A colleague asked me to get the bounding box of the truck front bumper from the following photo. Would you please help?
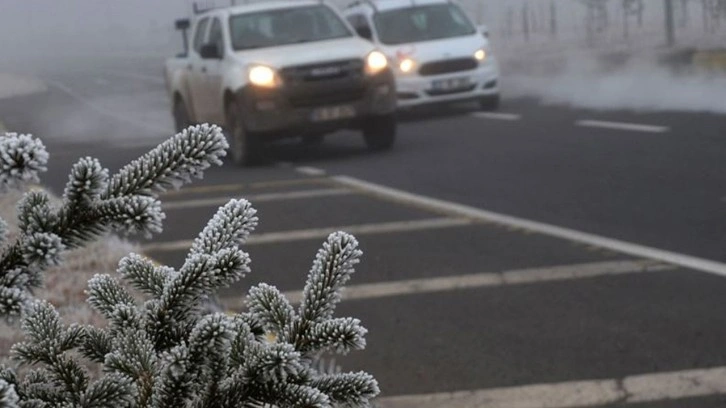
[235,70,396,137]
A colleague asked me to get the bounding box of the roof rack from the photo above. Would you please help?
[192,0,239,15]
[346,0,377,11]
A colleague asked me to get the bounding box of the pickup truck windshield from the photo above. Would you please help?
[230,5,352,50]
[373,4,476,45]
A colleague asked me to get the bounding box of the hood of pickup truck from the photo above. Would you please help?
[232,36,376,68]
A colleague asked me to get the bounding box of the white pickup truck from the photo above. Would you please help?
[164,0,397,165]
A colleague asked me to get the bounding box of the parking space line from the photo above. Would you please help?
[471,112,522,121]
[160,177,331,197]
[576,120,669,133]
[141,217,470,253]
[296,166,326,176]
[376,366,726,408]
[333,175,726,278]
[239,260,670,306]
[162,188,353,210]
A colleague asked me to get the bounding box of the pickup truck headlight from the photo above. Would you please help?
[248,65,280,88]
[365,50,388,75]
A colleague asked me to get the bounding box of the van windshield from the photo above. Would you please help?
[230,5,353,50]
[373,4,476,45]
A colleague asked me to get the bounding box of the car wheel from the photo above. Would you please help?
[302,134,325,147]
[173,97,192,133]
[225,101,263,166]
[479,94,501,111]
[363,114,396,151]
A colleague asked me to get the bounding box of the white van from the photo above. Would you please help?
[342,0,500,110]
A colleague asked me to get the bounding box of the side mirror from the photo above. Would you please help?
[355,26,373,41]
[200,43,222,59]
[478,24,489,38]
[175,18,190,30]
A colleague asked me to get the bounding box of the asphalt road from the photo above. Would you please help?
[1,56,726,407]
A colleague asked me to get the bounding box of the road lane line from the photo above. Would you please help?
[334,176,726,278]
[160,178,331,197]
[47,80,170,135]
[162,188,352,210]
[241,260,670,306]
[296,166,326,176]
[141,218,470,253]
[576,120,669,133]
[375,366,726,408]
[471,112,522,121]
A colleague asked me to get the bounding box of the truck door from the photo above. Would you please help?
[200,17,226,125]
[189,17,211,122]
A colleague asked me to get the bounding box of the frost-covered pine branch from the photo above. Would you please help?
[0,125,228,318]
[0,126,379,407]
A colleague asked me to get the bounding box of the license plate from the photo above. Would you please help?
[431,77,471,91]
[311,105,356,122]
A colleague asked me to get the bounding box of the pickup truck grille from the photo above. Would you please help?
[288,87,366,108]
[419,58,478,76]
[281,59,364,83]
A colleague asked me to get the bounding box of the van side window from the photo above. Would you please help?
[193,17,210,54]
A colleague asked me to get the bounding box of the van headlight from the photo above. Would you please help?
[399,57,416,73]
[248,65,281,88]
[474,49,487,62]
[365,50,388,75]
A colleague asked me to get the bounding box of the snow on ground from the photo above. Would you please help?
[0,72,47,100]
[0,187,139,360]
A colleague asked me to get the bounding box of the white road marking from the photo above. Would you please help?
[162,188,353,210]
[160,178,330,197]
[296,166,326,176]
[471,112,522,121]
[376,366,726,408]
[47,80,169,134]
[334,176,726,278]
[576,120,669,133]
[252,260,670,305]
[141,218,470,253]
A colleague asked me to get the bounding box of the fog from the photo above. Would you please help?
[502,48,726,113]
[0,0,190,72]
[1,0,725,115]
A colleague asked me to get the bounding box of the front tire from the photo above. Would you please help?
[363,114,396,151]
[225,101,263,166]
[173,97,191,133]
[479,94,501,111]
[302,134,325,147]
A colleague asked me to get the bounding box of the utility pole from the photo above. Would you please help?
[522,3,530,41]
[664,0,676,46]
[550,0,557,38]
